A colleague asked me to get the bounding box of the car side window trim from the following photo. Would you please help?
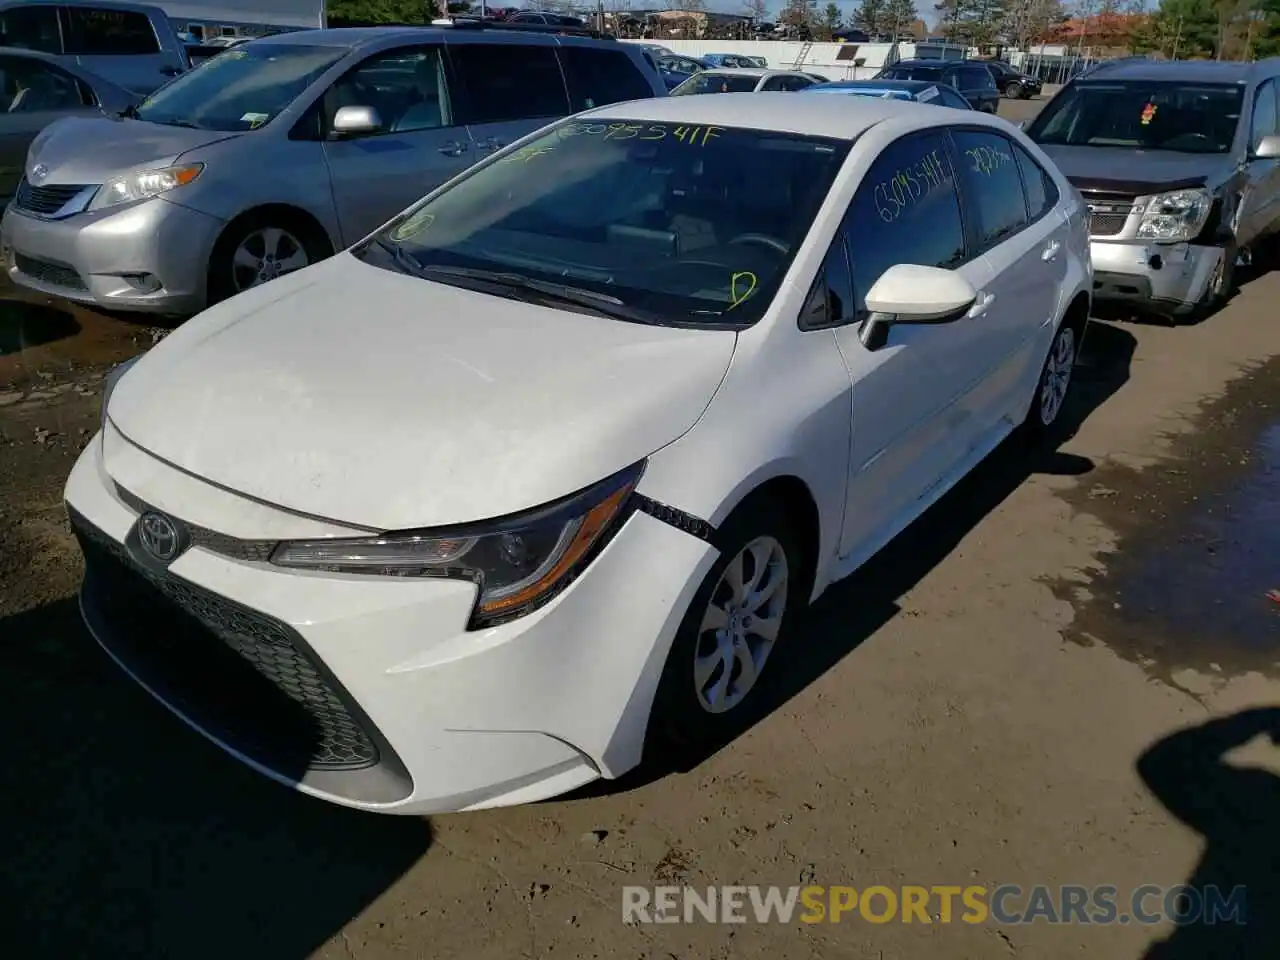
[1010,140,1059,226]
[798,232,856,331]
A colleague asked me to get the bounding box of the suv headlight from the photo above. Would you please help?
[88,163,203,212]
[270,461,645,629]
[1135,187,1213,242]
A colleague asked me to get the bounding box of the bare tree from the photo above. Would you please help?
[742,0,769,23]
[1004,0,1064,49]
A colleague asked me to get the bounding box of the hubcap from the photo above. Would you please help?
[693,536,789,714]
[1039,326,1075,426]
[231,227,309,291]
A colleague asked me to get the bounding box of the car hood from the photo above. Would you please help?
[28,116,240,185]
[1037,144,1238,195]
[107,254,738,531]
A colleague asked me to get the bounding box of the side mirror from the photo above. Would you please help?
[331,104,382,138]
[859,264,977,350]
[1253,133,1280,160]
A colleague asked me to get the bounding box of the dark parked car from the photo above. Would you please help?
[874,58,999,113]
[802,78,973,109]
[983,59,1042,99]
[654,53,706,91]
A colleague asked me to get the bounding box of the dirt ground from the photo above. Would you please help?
[2,97,1279,960]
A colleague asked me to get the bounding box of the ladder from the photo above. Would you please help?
[792,40,813,69]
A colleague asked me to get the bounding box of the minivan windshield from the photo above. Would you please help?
[135,43,345,131]
[1026,80,1244,154]
[671,73,758,95]
[353,118,851,327]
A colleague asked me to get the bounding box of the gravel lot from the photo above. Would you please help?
[1,95,1278,960]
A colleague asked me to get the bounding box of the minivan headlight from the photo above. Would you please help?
[88,163,203,212]
[1135,187,1213,242]
[270,462,645,629]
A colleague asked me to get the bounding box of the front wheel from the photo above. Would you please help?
[1023,321,1078,441]
[646,497,808,761]
[207,215,331,306]
[1004,81,1023,99]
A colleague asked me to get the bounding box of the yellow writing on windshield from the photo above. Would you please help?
[498,146,556,163]
[556,122,724,145]
[390,211,434,242]
[966,143,1014,177]
[873,149,949,224]
[728,271,758,310]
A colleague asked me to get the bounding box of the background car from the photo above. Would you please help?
[1,24,666,315]
[0,0,188,94]
[0,47,136,204]
[982,58,1042,99]
[654,52,706,91]
[875,58,1000,113]
[700,53,756,69]
[64,94,1091,817]
[802,78,973,110]
[504,10,586,27]
[670,68,820,95]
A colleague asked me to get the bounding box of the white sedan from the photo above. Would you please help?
[65,93,1091,815]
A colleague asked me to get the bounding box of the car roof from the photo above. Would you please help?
[890,59,958,67]
[584,90,985,139]
[699,68,800,78]
[1079,57,1276,83]
[256,24,621,51]
[819,79,936,92]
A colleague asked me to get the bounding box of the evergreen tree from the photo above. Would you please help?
[853,0,887,33]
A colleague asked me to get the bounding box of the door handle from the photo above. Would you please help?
[968,292,995,318]
[1041,240,1061,261]
[438,140,469,158]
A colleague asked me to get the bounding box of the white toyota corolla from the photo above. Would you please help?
[65,93,1091,815]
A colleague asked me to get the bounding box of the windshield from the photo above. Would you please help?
[880,66,943,82]
[135,43,346,131]
[353,118,851,327]
[1026,80,1244,154]
[807,86,911,100]
[671,73,758,95]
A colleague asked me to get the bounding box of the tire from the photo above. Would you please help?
[1022,320,1079,441]
[1182,245,1235,323]
[1004,81,1023,99]
[207,212,332,306]
[646,495,809,762]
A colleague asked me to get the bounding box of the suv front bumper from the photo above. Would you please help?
[1090,239,1226,316]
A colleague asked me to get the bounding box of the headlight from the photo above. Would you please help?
[1135,187,1213,242]
[101,355,141,428]
[270,461,645,629]
[88,163,203,212]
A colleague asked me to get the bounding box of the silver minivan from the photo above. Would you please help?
[0,0,187,94]
[1,25,665,314]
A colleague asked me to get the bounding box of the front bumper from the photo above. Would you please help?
[1090,239,1225,314]
[64,427,717,815]
[1,196,223,315]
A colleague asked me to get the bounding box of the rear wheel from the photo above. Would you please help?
[1022,321,1078,441]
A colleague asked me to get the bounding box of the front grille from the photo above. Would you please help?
[69,507,380,774]
[113,484,278,562]
[13,251,85,290]
[1088,211,1131,236]
[14,177,88,216]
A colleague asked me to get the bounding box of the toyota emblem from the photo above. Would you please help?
[137,511,182,562]
[29,163,47,184]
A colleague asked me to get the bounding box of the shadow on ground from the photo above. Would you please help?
[568,319,1138,798]
[0,599,431,959]
[1137,707,1280,959]
[0,298,79,356]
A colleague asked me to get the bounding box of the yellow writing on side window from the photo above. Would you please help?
[728,271,758,310]
[873,148,949,224]
[966,144,1014,177]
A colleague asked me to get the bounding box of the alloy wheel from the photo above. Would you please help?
[1039,325,1076,427]
[231,227,310,291]
[693,535,789,714]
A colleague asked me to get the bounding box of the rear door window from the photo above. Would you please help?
[959,65,994,91]
[0,6,62,54]
[951,128,1029,252]
[62,7,160,55]
[559,46,652,111]
[449,43,569,123]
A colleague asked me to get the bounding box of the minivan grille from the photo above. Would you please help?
[14,178,89,216]
[13,251,85,290]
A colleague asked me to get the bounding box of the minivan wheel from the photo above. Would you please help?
[646,497,808,762]
[208,214,331,305]
[1023,322,1078,440]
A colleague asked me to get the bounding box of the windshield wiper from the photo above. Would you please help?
[417,264,662,325]
[149,117,201,129]
[118,103,140,119]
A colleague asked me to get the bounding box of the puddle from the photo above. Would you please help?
[1054,356,1280,681]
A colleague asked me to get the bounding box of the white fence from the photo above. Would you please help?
[622,40,969,82]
